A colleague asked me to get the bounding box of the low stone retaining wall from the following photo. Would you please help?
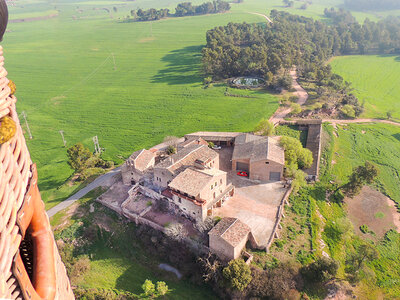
[265,186,293,251]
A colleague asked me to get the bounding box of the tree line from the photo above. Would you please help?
[127,0,230,22]
[344,0,400,11]
[202,10,400,117]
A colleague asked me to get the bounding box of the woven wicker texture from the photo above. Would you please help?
[0,45,74,299]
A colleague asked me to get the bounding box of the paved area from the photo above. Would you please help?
[214,172,287,248]
[46,167,121,217]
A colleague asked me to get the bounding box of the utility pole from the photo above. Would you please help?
[111,53,117,70]
[21,111,33,139]
[93,136,101,154]
[59,130,67,147]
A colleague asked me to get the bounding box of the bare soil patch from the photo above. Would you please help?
[345,186,400,238]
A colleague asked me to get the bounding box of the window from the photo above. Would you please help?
[178,198,182,203]
[220,179,222,184]
[211,185,213,190]
[265,161,270,165]
[215,181,217,186]
[213,192,216,199]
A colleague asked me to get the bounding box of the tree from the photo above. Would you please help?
[280,136,313,176]
[345,243,379,281]
[386,110,393,120]
[254,119,275,136]
[301,257,339,283]
[67,143,92,172]
[222,259,252,291]
[166,145,176,155]
[165,223,187,241]
[342,161,379,197]
[163,135,179,147]
[198,252,222,283]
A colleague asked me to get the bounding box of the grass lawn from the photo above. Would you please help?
[317,124,400,298]
[330,55,400,120]
[328,123,400,208]
[4,0,400,210]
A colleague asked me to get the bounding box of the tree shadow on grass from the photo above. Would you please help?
[152,45,204,85]
[393,133,400,142]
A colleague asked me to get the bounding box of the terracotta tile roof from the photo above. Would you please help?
[178,137,208,149]
[155,144,218,174]
[209,218,251,247]
[232,134,285,165]
[126,149,155,172]
[184,131,242,142]
[168,167,224,198]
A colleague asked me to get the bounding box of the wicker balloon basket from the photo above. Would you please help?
[0,45,74,299]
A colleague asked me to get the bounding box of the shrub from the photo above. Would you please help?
[290,103,302,115]
[222,259,252,291]
[341,104,356,118]
[360,224,369,234]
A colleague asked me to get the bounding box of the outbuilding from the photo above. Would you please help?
[208,217,254,261]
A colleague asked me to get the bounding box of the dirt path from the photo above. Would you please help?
[323,118,400,127]
[249,12,273,23]
[269,67,309,125]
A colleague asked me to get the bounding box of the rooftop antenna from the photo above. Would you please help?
[93,135,101,154]
[21,111,32,139]
[59,130,67,147]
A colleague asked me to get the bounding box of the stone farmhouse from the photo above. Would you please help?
[118,131,286,260]
[208,217,256,261]
[121,149,156,185]
[232,133,285,181]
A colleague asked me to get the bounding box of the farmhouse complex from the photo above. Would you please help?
[104,132,287,260]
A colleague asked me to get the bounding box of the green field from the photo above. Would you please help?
[330,123,400,207]
[52,190,218,299]
[4,0,400,209]
[331,55,400,120]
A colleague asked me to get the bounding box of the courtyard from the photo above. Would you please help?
[213,146,288,248]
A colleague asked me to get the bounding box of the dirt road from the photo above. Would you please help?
[323,118,400,127]
[269,68,308,125]
[249,12,273,23]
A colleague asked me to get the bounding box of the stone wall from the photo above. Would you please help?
[209,234,235,261]
[265,186,293,251]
